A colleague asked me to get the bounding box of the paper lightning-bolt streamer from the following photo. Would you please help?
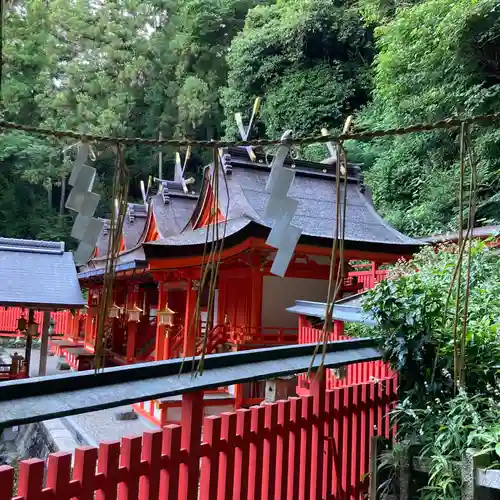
[66,142,103,264]
[263,130,302,277]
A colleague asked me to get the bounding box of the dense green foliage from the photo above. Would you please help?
[1,0,500,242]
[221,0,373,140]
[362,243,500,499]
[358,0,500,235]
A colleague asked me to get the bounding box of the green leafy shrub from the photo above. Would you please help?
[363,242,500,498]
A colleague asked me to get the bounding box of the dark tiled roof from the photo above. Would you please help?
[286,292,375,326]
[150,192,199,239]
[0,238,85,309]
[95,218,110,257]
[144,148,422,257]
[123,203,148,249]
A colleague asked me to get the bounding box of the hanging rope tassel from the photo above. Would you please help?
[308,139,349,377]
[94,143,128,372]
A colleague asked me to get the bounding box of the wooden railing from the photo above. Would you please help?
[348,269,388,292]
[0,375,397,500]
[226,326,299,347]
[299,319,395,392]
[0,308,75,335]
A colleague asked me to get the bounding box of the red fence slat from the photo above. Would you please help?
[299,395,313,500]
[140,431,162,500]
[310,374,326,500]
[233,409,251,499]
[287,397,302,500]
[96,441,120,500]
[247,405,265,500]
[46,452,72,498]
[119,436,142,500]
[160,425,182,500]
[217,412,236,500]
[199,416,222,500]
[0,466,14,500]
[275,400,290,500]
[17,459,44,500]
[178,392,203,500]
[262,403,278,500]
[73,446,98,500]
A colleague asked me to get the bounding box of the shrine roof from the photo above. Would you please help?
[95,218,110,256]
[143,148,423,258]
[287,292,375,326]
[0,237,85,309]
[150,192,198,239]
[123,203,148,249]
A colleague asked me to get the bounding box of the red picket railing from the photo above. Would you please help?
[298,318,395,393]
[227,325,299,347]
[348,270,388,292]
[0,308,74,335]
[0,376,397,500]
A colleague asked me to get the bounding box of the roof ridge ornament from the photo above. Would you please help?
[263,130,302,277]
[234,97,261,161]
[152,149,195,204]
[218,148,232,176]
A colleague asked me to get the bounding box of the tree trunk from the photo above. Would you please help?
[47,178,52,209]
[59,174,66,225]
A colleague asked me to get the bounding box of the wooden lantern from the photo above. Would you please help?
[127,305,143,323]
[108,304,122,319]
[158,306,176,326]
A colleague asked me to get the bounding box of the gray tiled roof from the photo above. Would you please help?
[144,148,423,255]
[0,238,85,309]
[95,218,110,257]
[286,293,375,326]
[150,193,198,239]
[123,203,148,249]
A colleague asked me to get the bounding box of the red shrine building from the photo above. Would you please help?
[70,146,421,425]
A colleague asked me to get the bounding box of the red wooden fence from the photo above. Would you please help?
[298,317,395,393]
[348,270,388,292]
[0,308,74,336]
[0,376,397,500]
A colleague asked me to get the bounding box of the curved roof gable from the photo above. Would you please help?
[144,147,423,258]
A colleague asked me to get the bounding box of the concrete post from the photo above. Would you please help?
[264,376,298,403]
[38,311,51,376]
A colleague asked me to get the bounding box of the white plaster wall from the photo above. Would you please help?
[261,276,330,328]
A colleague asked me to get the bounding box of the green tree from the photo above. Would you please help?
[358,0,500,236]
[222,0,373,142]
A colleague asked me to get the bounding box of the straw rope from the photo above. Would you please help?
[1,110,500,148]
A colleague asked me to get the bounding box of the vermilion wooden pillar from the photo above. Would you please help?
[250,255,263,335]
[126,286,138,361]
[309,370,326,500]
[183,278,198,357]
[72,311,81,341]
[155,282,167,361]
[84,288,94,347]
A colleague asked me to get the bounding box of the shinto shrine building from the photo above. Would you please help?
[72,146,421,424]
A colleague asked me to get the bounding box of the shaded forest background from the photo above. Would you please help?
[2,0,500,246]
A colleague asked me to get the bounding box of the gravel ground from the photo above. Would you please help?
[1,347,159,445]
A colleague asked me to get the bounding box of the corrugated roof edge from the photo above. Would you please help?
[287,297,376,326]
[0,237,64,255]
